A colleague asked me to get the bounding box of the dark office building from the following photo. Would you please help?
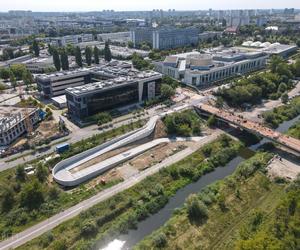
[66,71,162,120]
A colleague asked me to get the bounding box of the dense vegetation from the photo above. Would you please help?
[216,57,300,108]
[134,152,300,250]
[0,64,34,89]
[263,96,300,128]
[17,135,242,250]
[0,121,144,237]
[163,110,203,136]
[132,53,153,70]
[287,121,300,139]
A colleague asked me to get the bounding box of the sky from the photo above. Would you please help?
[1,0,300,12]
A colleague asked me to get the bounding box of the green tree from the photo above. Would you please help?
[269,55,285,73]
[104,41,112,62]
[60,49,69,71]
[278,82,287,93]
[75,46,83,67]
[47,44,54,55]
[15,165,26,182]
[161,84,175,100]
[48,186,60,200]
[80,221,97,237]
[215,96,224,108]
[207,114,217,127]
[66,44,75,56]
[20,181,44,210]
[281,93,289,104]
[32,40,40,57]
[22,70,33,89]
[0,68,11,80]
[186,194,208,223]
[52,48,61,71]
[93,46,100,64]
[1,188,15,212]
[35,164,48,182]
[128,41,134,48]
[153,233,167,248]
[85,46,92,66]
[10,64,27,79]
[9,71,17,89]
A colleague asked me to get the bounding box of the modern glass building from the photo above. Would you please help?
[65,71,162,120]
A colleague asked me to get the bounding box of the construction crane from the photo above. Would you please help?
[18,84,33,135]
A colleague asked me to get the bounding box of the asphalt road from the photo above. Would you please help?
[0,131,221,250]
[0,115,149,171]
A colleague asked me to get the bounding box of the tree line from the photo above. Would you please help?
[216,56,300,108]
[48,41,112,71]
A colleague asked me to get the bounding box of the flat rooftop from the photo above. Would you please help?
[66,71,161,96]
[36,60,133,81]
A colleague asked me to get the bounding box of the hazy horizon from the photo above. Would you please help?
[1,0,300,12]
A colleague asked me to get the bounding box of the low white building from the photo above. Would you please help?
[155,48,268,87]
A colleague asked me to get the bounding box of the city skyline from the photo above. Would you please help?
[1,0,300,12]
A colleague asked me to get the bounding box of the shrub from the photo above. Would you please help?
[80,221,97,237]
[153,232,168,248]
[186,194,208,223]
[20,181,44,210]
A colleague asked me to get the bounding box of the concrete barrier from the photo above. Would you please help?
[53,116,159,186]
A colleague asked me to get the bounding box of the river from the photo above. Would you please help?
[97,114,300,250]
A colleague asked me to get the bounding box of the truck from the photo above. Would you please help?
[56,143,70,154]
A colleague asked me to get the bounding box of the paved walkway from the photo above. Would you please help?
[0,131,222,250]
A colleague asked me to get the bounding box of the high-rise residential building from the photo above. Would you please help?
[130,27,199,50]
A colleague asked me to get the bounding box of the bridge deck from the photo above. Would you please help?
[196,104,300,154]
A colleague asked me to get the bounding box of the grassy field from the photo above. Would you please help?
[134,152,300,250]
[17,135,242,250]
[0,120,145,237]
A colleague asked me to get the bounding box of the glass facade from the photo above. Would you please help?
[86,83,139,116]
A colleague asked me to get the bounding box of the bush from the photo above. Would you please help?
[163,110,202,136]
[80,221,97,237]
[15,165,26,182]
[153,232,167,248]
[186,194,208,223]
[39,232,54,248]
[1,188,14,212]
[20,181,44,210]
[35,164,49,182]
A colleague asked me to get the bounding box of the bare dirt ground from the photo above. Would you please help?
[35,120,60,139]
[267,156,300,181]
[69,144,134,174]
[85,168,123,190]
[70,119,169,174]
[127,141,192,171]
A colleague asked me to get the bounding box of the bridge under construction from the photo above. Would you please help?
[195,104,300,155]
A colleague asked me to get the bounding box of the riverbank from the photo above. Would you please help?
[134,152,299,250]
[16,135,242,250]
